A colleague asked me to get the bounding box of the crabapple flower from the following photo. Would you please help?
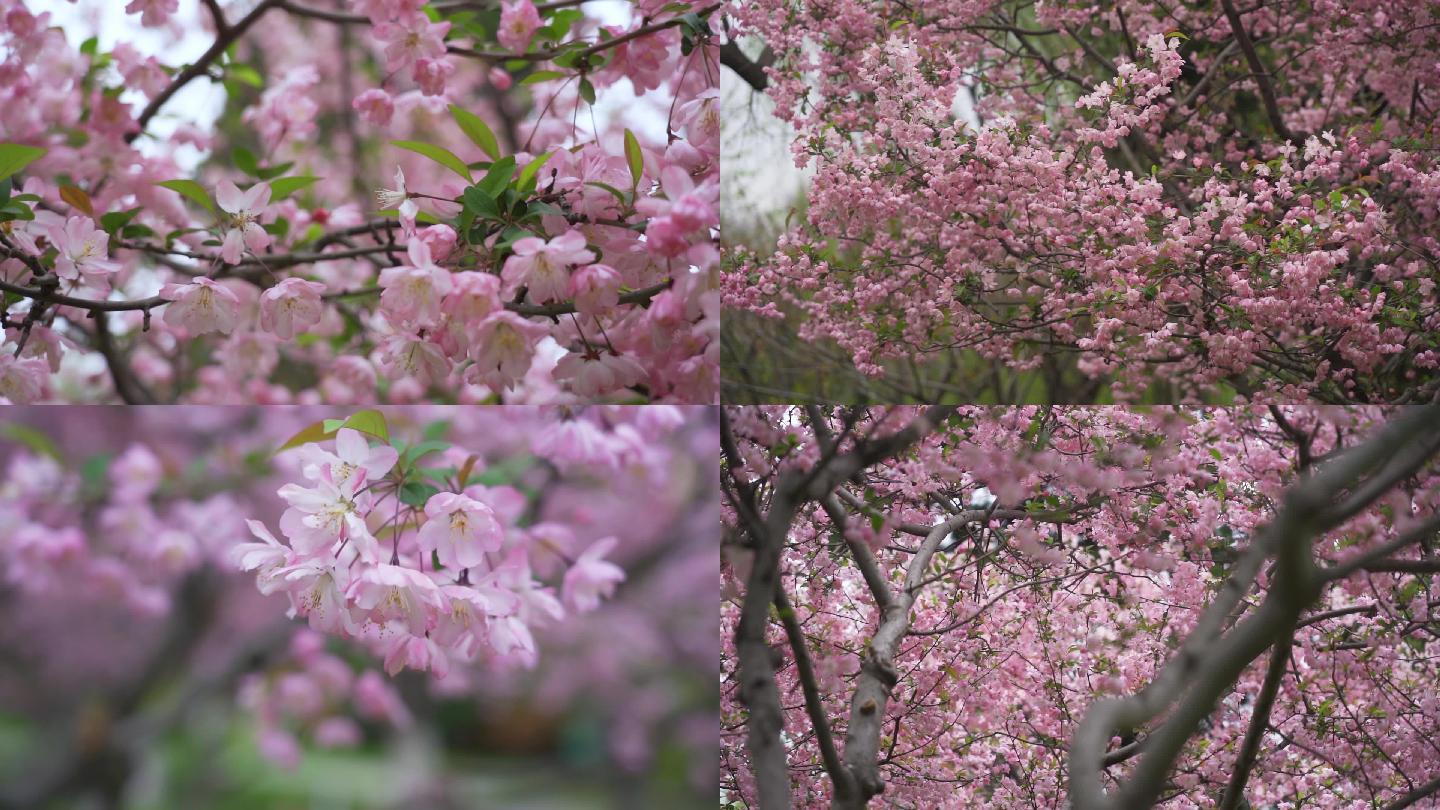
[416,492,504,569]
[160,277,242,335]
[567,263,622,316]
[278,474,375,557]
[352,88,395,126]
[553,351,647,397]
[49,216,119,284]
[412,56,455,97]
[383,633,449,678]
[297,428,399,490]
[377,331,450,386]
[562,537,624,612]
[231,519,293,594]
[501,229,595,304]
[260,278,327,339]
[347,564,442,635]
[375,167,419,231]
[125,0,177,26]
[375,14,450,71]
[465,311,548,392]
[497,0,541,53]
[214,180,272,264]
[379,239,452,324]
[0,352,48,404]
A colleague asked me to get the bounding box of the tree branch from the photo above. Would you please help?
[775,586,855,802]
[721,40,773,92]
[1217,632,1292,810]
[1069,405,1440,810]
[127,0,282,143]
[1219,0,1292,140]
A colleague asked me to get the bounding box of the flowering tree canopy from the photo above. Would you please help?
[722,0,1440,403]
[721,405,1440,808]
[0,0,719,404]
[0,406,717,806]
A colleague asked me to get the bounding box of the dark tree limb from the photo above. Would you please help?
[1219,0,1292,140]
[722,40,774,92]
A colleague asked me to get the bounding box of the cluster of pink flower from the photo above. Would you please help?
[0,441,246,614]
[721,405,1440,807]
[233,422,633,678]
[0,0,719,404]
[726,0,1440,401]
[239,630,413,769]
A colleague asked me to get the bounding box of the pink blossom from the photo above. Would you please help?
[553,350,647,397]
[124,0,177,27]
[416,492,504,569]
[352,88,395,126]
[348,564,442,635]
[375,14,450,71]
[49,216,119,284]
[215,180,272,264]
[497,0,541,53]
[501,229,595,303]
[379,238,453,324]
[412,56,455,97]
[382,633,449,678]
[377,331,450,385]
[295,428,399,491]
[464,311,548,392]
[260,278,327,339]
[562,537,624,612]
[277,474,375,557]
[567,263,622,315]
[160,277,242,335]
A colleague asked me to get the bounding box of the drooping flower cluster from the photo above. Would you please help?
[233,421,632,677]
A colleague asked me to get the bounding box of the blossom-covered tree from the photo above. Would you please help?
[0,406,718,806]
[0,0,719,404]
[723,0,1440,403]
[721,405,1440,807]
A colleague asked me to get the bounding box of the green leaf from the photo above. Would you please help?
[342,410,390,442]
[476,155,516,198]
[390,140,472,182]
[255,161,295,181]
[462,186,500,218]
[275,410,389,453]
[100,207,142,235]
[277,420,333,452]
[521,70,566,85]
[234,146,259,176]
[515,151,553,192]
[80,453,113,498]
[398,481,441,507]
[449,104,501,161]
[157,179,215,213]
[403,440,450,465]
[268,175,320,200]
[227,63,264,88]
[623,129,644,191]
[0,423,62,461]
[586,180,629,204]
[578,77,596,105]
[0,143,47,180]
